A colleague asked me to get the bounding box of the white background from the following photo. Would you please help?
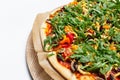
[0,0,72,80]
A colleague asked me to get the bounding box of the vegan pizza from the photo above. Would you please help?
[40,0,120,80]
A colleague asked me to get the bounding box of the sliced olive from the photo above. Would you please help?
[57,54,64,61]
[110,74,114,80]
[71,60,78,72]
[109,74,115,80]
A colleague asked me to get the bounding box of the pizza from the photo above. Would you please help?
[40,0,120,80]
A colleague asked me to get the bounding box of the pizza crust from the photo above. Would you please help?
[40,23,47,51]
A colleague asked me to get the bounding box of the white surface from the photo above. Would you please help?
[0,0,72,80]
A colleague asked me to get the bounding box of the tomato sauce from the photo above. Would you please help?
[59,61,71,69]
[75,72,81,79]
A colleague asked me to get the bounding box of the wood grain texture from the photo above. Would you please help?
[26,33,52,80]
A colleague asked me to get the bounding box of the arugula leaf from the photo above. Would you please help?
[44,36,52,50]
[70,54,83,59]
[87,62,106,71]
[74,47,84,54]
[110,0,120,9]
[86,39,96,45]
[103,55,114,63]
[97,40,105,51]
[79,56,90,63]
[112,34,120,42]
[109,28,115,36]
[100,64,112,75]
[116,44,120,51]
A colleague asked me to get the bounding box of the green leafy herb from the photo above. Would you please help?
[109,28,115,36]
[87,62,106,71]
[116,44,120,51]
[47,52,54,57]
[100,64,112,75]
[112,34,120,42]
[44,36,52,50]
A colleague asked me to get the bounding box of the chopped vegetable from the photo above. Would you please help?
[103,24,110,29]
[45,23,52,36]
[66,33,74,43]
[59,35,70,45]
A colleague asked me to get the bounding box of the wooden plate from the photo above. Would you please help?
[26,32,52,80]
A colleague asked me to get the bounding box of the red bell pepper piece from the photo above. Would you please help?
[66,32,74,43]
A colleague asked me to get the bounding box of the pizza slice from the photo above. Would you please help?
[40,0,120,80]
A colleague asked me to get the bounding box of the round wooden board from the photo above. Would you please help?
[26,32,52,80]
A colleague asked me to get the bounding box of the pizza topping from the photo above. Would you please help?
[64,26,74,33]
[75,72,81,79]
[59,33,75,48]
[62,48,72,59]
[44,0,120,79]
[110,42,116,51]
[45,23,52,36]
[71,60,78,72]
[53,45,62,51]
[87,29,94,35]
[77,65,91,75]
[103,24,111,29]
[71,44,78,50]
[107,74,115,80]
[60,35,71,45]
[59,61,71,69]
[57,53,64,62]
[66,33,74,43]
